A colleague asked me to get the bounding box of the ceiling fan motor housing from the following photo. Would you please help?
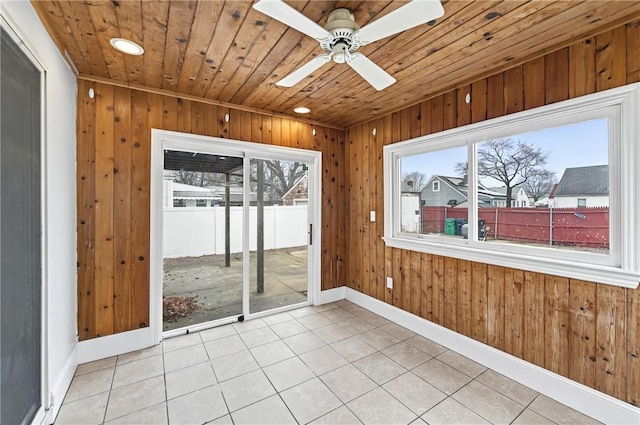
[320,8,362,62]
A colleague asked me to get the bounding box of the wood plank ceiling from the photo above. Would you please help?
[33,0,640,128]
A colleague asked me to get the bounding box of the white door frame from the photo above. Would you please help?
[150,129,322,342]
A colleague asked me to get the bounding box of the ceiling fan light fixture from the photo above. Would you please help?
[294,106,311,114]
[110,38,144,56]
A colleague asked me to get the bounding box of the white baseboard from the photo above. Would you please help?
[77,327,157,364]
[344,287,640,425]
[314,287,346,305]
[46,343,78,424]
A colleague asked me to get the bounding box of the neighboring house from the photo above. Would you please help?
[550,165,609,208]
[401,180,421,232]
[420,175,511,208]
[282,173,308,206]
[488,186,531,208]
[163,179,221,207]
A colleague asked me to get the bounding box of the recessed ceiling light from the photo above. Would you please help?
[110,38,144,56]
[294,106,311,114]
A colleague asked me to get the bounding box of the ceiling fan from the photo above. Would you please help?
[253,0,445,91]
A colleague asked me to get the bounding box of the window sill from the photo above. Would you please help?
[382,235,639,289]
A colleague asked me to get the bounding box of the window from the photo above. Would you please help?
[196,199,207,207]
[384,84,640,288]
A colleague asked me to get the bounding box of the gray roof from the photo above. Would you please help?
[554,165,608,196]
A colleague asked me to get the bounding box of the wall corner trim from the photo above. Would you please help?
[46,343,78,424]
[344,288,640,425]
[315,287,346,305]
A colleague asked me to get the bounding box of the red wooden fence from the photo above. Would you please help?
[421,206,609,248]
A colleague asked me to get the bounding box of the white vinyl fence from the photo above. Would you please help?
[163,205,308,258]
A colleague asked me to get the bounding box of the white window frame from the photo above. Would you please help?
[383,84,640,289]
[432,181,440,192]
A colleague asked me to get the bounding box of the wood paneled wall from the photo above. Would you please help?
[76,79,346,340]
[345,22,640,407]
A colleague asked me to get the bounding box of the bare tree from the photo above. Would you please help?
[402,171,428,191]
[522,169,556,202]
[171,170,226,187]
[251,160,306,200]
[478,138,548,207]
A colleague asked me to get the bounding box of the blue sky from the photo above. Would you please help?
[401,118,608,187]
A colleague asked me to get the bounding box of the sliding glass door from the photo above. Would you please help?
[154,132,320,336]
[248,158,310,314]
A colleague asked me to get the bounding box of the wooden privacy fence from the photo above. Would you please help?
[421,206,609,248]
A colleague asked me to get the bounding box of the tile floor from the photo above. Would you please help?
[55,300,601,425]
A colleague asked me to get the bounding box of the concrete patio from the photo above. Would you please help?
[163,247,308,331]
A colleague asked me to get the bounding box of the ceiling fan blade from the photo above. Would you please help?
[355,0,445,45]
[276,54,332,87]
[347,53,396,91]
[253,0,332,41]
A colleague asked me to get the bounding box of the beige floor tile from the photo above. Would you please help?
[310,406,363,425]
[297,313,333,330]
[55,392,108,425]
[405,335,447,357]
[340,304,370,316]
[452,380,525,424]
[356,328,401,350]
[211,349,259,382]
[75,357,117,376]
[238,326,280,348]
[167,385,228,425]
[512,408,556,424]
[232,318,267,333]
[104,376,166,422]
[198,324,237,342]
[262,311,294,325]
[209,414,234,424]
[111,355,164,389]
[382,342,431,369]
[281,378,342,424]
[313,323,354,344]
[529,395,602,425]
[338,317,376,335]
[263,356,316,391]
[300,345,349,375]
[163,343,208,373]
[165,362,216,400]
[412,359,472,395]
[348,387,417,425]
[250,339,295,367]
[204,334,247,359]
[476,370,538,406]
[270,319,308,338]
[359,312,392,327]
[353,352,407,385]
[116,344,162,365]
[104,402,167,425]
[383,372,447,416]
[219,370,276,412]
[330,336,377,362]
[63,368,114,403]
[162,333,202,353]
[288,306,317,318]
[322,307,357,322]
[379,323,416,341]
[321,364,377,403]
[421,397,491,424]
[283,330,326,354]
[436,350,487,378]
[231,394,297,425]
[311,303,340,313]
